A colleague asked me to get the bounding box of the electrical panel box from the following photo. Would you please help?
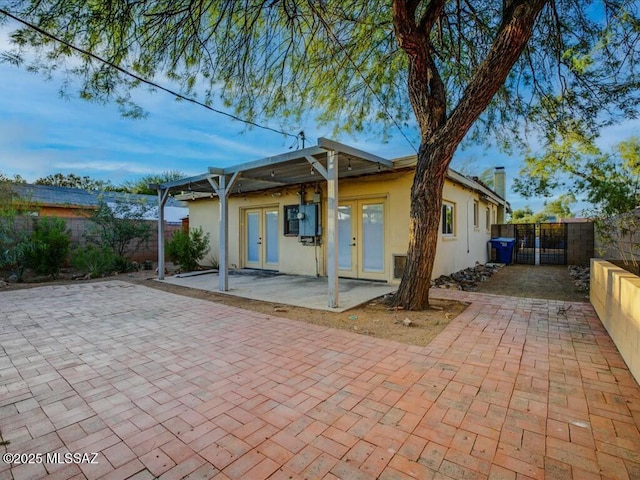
[298,203,320,237]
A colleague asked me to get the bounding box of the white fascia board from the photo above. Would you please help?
[318,138,393,168]
[159,172,216,190]
[221,146,326,174]
[446,169,506,205]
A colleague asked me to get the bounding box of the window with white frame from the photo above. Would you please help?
[442,201,455,236]
[486,207,491,230]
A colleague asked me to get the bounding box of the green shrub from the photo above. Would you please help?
[0,234,37,282]
[204,254,219,269]
[71,245,118,278]
[112,254,130,273]
[166,227,210,272]
[88,198,152,260]
[29,217,71,278]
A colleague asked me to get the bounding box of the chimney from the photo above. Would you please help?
[494,167,506,224]
[493,167,506,200]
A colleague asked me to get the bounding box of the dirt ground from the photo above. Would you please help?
[0,263,588,347]
[138,277,465,347]
[473,264,590,302]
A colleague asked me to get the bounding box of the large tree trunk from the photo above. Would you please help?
[391,0,547,310]
[392,140,453,308]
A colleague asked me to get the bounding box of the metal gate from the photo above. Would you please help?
[514,223,568,265]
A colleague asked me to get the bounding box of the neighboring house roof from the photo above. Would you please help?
[11,184,188,223]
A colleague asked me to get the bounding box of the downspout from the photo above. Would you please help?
[467,193,473,254]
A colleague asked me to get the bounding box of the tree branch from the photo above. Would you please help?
[441,0,548,146]
[418,0,445,34]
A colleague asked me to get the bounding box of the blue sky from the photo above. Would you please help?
[1,26,637,215]
[0,56,419,180]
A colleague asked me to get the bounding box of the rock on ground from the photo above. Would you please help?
[432,263,504,291]
[568,265,590,291]
[434,263,591,293]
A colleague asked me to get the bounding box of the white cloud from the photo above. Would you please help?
[201,132,279,159]
[54,160,152,174]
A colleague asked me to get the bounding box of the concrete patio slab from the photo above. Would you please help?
[159,270,396,312]
[1,281,639,480]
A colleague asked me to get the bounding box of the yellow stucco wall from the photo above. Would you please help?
[437,180,498,277]
[189,191,319,275]
[188,198,220,266]
[187,171,499,283]
[590,259,640,384]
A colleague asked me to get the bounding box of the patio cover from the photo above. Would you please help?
[151,138,393,309]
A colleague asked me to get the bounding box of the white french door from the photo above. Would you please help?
[245,208,279,270]
[338,199,386,281]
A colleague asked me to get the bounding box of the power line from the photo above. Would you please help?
[307,3,418,153]
[0,8,299,140]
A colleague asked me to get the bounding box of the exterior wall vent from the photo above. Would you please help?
[393,254,407,279]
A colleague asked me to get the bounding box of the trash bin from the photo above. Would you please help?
[490,237,516,264]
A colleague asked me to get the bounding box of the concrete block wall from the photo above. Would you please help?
[67,218,181,262]
[590,259,640,384]
[491,222,594,265]
[13,216,180,263]
[491,224,515,238]
[594,215,640,264]
[567,222,595,265]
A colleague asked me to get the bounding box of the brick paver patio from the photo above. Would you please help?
[1,281,639,479]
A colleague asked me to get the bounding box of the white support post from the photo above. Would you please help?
[218,176,230,292]
[157,188,170,280]
[326,150,339,308]
[208,173,239,292]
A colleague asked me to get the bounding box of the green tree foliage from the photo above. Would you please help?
[86,197,153,263]
[510,206,542,224]
[1,181,71,280]
[35,172,120,191]
[0,177,32,281]
[516,135,640,269]
[0,178,17,218]
[2,1,638,308]
[596,210,640,274]
[28,217,71,278]
[0,175,30,224]
[70,244,119,278]
[122,170,186,195]
[510,194,575,224]
[543,194,576,219]
[0,232,36,282]
[0,172,27,184]
[166,227,210,272]
[515,136,640,216]
[455,159,496,189]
